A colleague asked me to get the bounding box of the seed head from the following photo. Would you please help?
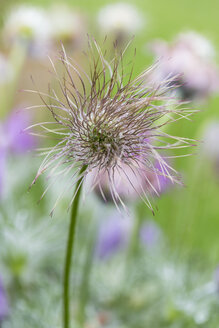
[28,39,196,214]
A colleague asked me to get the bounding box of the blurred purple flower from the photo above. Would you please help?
[4,110,36,153]
[0,277,9,321]
[154,160,171,193]
[140,220,161,248]
[95,211,130,259]
[0,109,36,195]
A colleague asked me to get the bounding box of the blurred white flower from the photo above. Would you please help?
[97,3,144,36]
[148,31,219,101]
[49,5,86,46]
[3,5,51,57]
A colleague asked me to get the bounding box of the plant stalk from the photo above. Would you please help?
[63,165,87,328]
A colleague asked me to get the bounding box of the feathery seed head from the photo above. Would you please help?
[29,39,196,213]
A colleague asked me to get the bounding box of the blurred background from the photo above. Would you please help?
[1,0,219,327]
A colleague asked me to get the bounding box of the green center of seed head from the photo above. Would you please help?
[88,124,121,159]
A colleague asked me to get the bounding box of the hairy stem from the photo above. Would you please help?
[63,166,87,328]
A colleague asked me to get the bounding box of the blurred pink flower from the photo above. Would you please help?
[148,31,219,101]
[91,158,171,204]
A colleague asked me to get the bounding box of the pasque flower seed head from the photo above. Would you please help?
[28,39,196,213]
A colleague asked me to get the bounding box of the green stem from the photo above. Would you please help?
[63,166,87,328]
